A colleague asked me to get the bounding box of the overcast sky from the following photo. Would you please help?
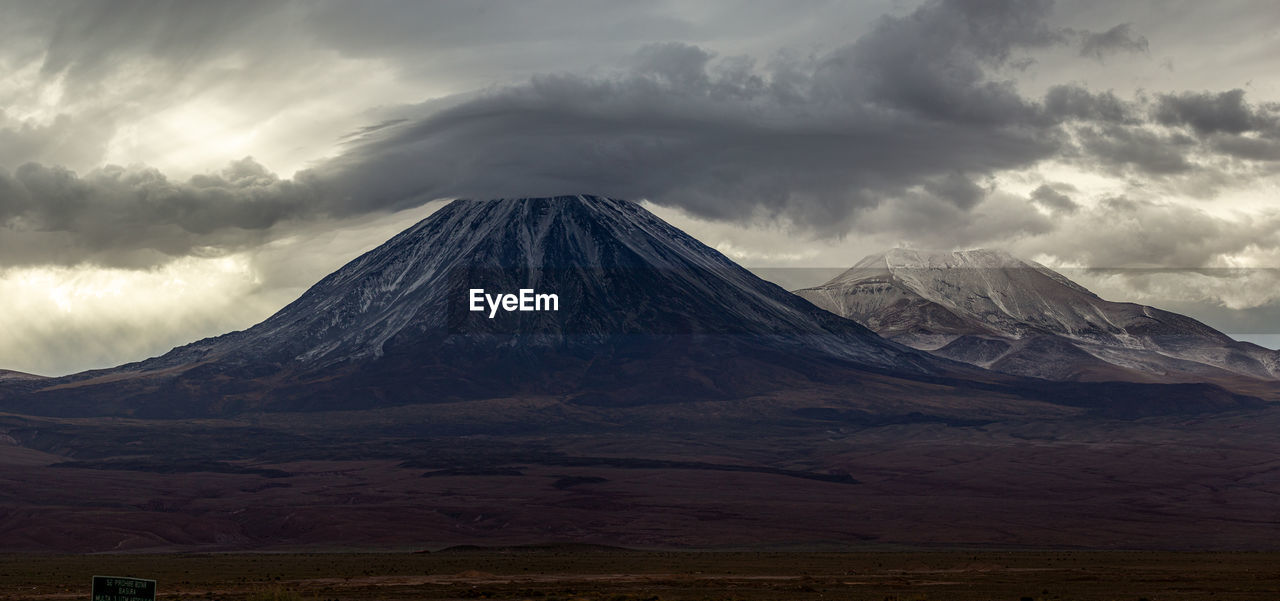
[3,0,1280,375]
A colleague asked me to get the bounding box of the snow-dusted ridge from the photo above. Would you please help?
[797,248,1280,383]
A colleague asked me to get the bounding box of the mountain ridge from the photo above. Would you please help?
[1,209,1263,419]
[796,247,1280,388]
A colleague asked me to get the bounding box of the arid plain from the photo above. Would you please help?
[3,549,1280,601]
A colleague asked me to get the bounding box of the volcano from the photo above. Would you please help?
[7,196,958,417]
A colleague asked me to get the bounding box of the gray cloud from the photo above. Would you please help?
[0,0,1277,275]
[1213,134,1280,162]
[28,1,288,96]
[1079,23,1148,60]
[4,0,1280,375]
[1030,184,1078,213]
[1043,84,1134,123]
[0,110,116,170]
[314,0,1078,235]
[1016,196,1280,269]
[860,188,1055,250]
[924,173,988,210]
[299,1,892,92]
[823,0,1065,126]
[303,0,698,79]
[0,158,320,267]
[1154,89,1279,135]
[302,0,1274,258]
[1075,124,1194,174]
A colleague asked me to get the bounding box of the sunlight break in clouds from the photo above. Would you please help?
[0,256,269,376]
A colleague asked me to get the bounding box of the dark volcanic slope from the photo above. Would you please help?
[208,195,931,370]
[7,196,954,417]
[796,248,1280,389]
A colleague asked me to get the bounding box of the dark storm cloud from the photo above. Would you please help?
[1043,85,1134,123]
[820,0,1063,126]
[298,1,868,90]
[631,42,716,88]
[1039,88,1280,182]
[924,173,988,210]
[857,187,1055,250]
[0,158,319,267]
[1212,135,1280,162]
[313,0,1075,232]
[1078,23,1148,60]
[307,0,1264,242]
[2,0,1278,271]
[1153,89,1279,135]
[1029,184,1078,213]
[1075,125,1194,174]
[1039,86,1280,182]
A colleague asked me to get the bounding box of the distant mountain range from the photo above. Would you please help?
[1,198,1262,421]
[795,248,1280,393]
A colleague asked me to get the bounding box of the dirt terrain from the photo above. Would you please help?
[2,399,1279,553]
[2,549,1279,600]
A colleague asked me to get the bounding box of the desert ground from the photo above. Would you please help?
[3,399,1280,553]
[2,549,1279,601]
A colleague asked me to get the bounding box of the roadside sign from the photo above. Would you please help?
[92,576,156,601]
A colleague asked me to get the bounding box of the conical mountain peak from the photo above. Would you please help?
[17,195,951,417]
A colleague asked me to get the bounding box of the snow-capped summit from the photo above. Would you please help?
[796,248,1280,385]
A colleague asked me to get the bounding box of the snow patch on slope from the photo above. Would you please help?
[797,248,1280,382]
